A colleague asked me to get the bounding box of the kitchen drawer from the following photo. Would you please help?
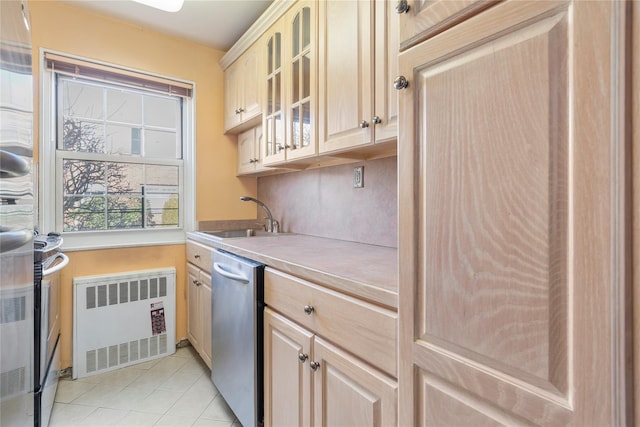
[186,240,212,273]
[264,268,397,377]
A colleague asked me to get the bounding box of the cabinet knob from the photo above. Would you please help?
[310,361,320,371]
[298,352,308,363]
[372,116,382,125]
[303,305,314,315]
[194,254,200,259]
[253,158,259,163]
[249,159,256,163]
[359,120,369,128]
[395,0,410,14]
[235,107,245,114]
[276,143,291,153]
[393,76,409,90]
[193,279,201,286]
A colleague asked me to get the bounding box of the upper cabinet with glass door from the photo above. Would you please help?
[285,1,316,162]
[224,44,262,134]
[262,20,286,165]
[263,1,317,166]
[318,0,398,156]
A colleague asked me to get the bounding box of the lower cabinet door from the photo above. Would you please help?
[264,308,312,427]
[312,337,397,427]
[186,265,201,351]
[199,271,212,369]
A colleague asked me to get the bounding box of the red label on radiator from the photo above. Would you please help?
[150,301,166,335]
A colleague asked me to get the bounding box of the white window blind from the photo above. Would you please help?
[44,52,193,98]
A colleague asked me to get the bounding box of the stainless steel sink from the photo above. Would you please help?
[200,229,285,239]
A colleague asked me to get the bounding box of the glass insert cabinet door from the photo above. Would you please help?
[263,1,316,166]
[264,26,284,161]
[290,5,311,151]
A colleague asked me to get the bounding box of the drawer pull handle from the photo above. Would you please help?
[194,254,201,259]
[310,361,320,371]
[303,305,314,315]
[298,352,308,363]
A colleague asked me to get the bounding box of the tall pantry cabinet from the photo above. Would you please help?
[397,0,634,425]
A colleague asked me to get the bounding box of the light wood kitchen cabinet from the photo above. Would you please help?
[264,267,397,376]
[398,1,633,425]
[262,19,286,165]
[263,1,318,166]
[237,125,267,176]
[186,241,212,369]
[264,308,397,427]
[224,46,262,133]
[263,308,312,427]
[318,0,398,155]
[396,0,498,50]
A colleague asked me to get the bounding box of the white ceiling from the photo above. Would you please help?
[62,0,273,51]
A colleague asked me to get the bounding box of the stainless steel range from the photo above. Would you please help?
[33,232,68,427]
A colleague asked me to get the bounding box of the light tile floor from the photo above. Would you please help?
[50,346,240,427]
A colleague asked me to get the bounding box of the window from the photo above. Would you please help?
[41,52,195,250]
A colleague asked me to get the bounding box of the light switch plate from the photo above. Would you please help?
[353,166,364,188]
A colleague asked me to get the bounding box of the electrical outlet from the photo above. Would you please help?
[353,166,364,188]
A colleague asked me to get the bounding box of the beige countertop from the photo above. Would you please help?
[187,231,398,310]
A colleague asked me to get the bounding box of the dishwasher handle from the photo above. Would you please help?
[213,262,249,283]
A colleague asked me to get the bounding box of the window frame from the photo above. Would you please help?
[39,49,196,251]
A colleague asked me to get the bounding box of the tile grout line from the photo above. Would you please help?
[50,346,239,427]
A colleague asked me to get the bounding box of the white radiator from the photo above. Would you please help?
[73,268,176,379]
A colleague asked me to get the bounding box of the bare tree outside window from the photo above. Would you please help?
[60,79,180,232]
[62,119,152,231]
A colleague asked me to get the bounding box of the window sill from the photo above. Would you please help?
[59,229,188,252]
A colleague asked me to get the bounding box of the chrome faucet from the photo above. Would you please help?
[240,196,279,233]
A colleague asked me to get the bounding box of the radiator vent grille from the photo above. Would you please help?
[0,367,26,399]
[0,287,33,400]
[0,295,27,324]
[73,268,175,379]
[83,277,168,310]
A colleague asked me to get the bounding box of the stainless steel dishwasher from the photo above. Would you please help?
[210,249,264,427]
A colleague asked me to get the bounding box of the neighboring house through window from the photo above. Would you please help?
[40,52,195,250]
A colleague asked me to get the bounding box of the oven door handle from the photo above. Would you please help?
[43,253,69,277]
[213,262,249,283]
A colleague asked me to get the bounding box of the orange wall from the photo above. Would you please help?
[29,0,257,368]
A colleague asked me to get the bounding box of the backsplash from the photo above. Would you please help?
[257,156,398,248]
